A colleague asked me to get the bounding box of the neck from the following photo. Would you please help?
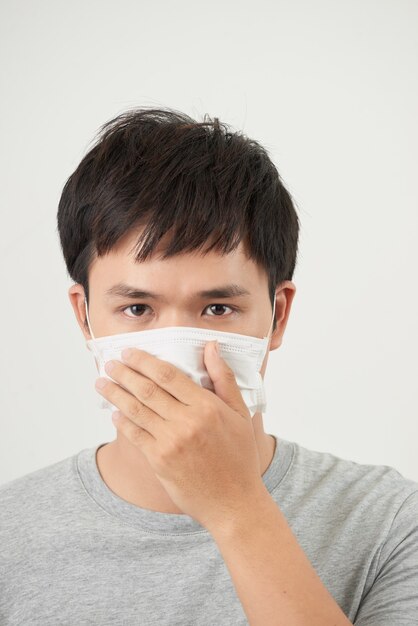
[96,414,277,515]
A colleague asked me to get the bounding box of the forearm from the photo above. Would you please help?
[209,488,353,626]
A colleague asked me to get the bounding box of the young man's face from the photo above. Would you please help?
[69,227,296,379]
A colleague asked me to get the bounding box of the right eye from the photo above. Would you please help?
[121,304,150,318]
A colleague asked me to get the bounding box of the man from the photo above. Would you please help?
[1,107,417,625]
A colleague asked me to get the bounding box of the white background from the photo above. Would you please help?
[1,0,417,485]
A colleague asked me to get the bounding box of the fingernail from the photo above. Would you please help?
[213,340,219,355]
[121,348,133,360]
[95,377,107,389]
[105,360,115,373]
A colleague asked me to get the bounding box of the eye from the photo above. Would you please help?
[204,304,235,317]
[120,303,236,319]
[122,304,150,318]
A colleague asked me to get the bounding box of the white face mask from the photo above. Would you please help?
[85,293,276,418]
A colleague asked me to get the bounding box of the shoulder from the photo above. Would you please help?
[0,452,81,537]
[282,439,418,526]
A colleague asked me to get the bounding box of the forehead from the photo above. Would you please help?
[89,226,268,291]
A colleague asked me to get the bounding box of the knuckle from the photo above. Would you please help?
[157,363,176,384]
[199,400,215,420]
[172,432,190,454]
[131,427,145,445]
[183,422,201,444]
[128,399,143,420]
[154,450,168,468]
[223,367,236,384]
[141,381,158,400]
[158,441,177,463]
[130,404,153,432]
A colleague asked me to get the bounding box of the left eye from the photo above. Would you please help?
[204,304,234,316]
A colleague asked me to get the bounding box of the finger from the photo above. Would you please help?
[203,341,250,418]
[120,348,203,405]
[111,411,156,455]
[96,378,163,437]
[104,359,182,421]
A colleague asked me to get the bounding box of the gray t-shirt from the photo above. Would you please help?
[1,435,417,625]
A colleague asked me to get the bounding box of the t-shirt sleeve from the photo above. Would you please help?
[353,489,418,626]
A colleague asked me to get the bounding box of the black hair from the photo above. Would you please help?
[57,106,300,332]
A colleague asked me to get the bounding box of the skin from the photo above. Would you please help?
[67,228,352,624]
[68,226,296,516]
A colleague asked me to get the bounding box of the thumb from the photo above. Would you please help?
[203,340,250,419]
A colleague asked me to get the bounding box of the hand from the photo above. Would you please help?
[95,341,268,532]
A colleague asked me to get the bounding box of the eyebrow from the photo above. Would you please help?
[105,282,251,301]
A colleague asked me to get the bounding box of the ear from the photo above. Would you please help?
[68,284,91,341]
[259,281,296,379]
[269,281,297,351]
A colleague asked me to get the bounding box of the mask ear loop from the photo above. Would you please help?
[84,296,96,340]
[254,293,276,414]
[84,297,101,368]
[264,292,277,339]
